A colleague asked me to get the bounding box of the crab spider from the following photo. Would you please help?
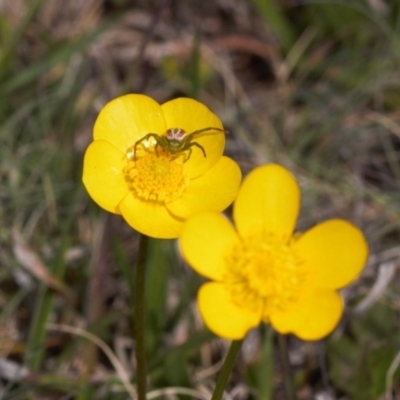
[132,127,228,163]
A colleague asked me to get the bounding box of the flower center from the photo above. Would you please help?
[123,151,188,204]
[224,233,307,320]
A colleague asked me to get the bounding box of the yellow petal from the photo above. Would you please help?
[82,140,128,214]
[198,282,261,340]
[94,94,167,154]
[119,193,184,239]
[270,288,343,340]
[167,156,241,219]
[234,164,300,239]
[294,219,368,289]
[180,213,239,281]
[161,98,225,179]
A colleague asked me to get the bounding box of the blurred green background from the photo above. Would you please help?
[0,0,399,399]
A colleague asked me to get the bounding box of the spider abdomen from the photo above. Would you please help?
[166,128,186,142]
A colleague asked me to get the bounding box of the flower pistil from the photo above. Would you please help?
[224,233,308,320]
[123,151,188,203]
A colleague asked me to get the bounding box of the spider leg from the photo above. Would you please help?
[134,133,160,160]
[184,147,192,163]
[190,127,229,137]
[187,142,206,159]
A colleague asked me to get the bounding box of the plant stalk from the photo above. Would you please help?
[135,234,149,400]
[211,340,243,400]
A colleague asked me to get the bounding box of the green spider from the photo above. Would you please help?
[130,127,227,162]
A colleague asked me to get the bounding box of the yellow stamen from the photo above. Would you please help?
[224,233,308,320]
[123,151,188,204]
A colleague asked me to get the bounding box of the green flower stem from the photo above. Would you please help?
[278,334,297,400]
[211,340,243,400]
[135,234,149,400]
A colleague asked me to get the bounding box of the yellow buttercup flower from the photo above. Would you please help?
[82,94,241,239]
[180,164,368,340]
